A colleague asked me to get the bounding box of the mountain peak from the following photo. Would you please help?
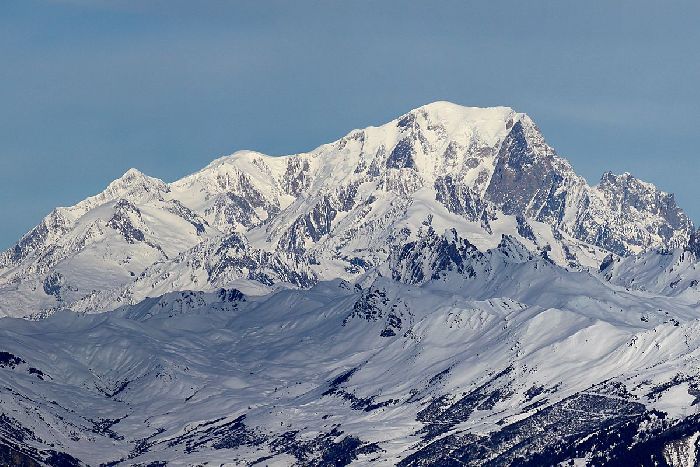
[203,150,270,170]
[413,100,515,114]
[599,171,662,193]
[122,167,145,179]
[105,167,166,192]
[405,101,519,126]
[71,167,170,215]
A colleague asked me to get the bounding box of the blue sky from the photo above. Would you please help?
[1,1,699,248]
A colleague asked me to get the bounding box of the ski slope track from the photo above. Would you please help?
[1,101,700,466]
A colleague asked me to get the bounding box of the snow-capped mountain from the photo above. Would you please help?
[2,101,700,466]
[0,101,693,317]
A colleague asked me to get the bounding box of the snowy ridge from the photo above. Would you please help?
[2,101,700,465]
[0,101,695,317]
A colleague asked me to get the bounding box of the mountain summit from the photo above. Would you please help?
[0,101,694,316]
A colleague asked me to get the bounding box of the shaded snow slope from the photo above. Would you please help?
[2,251,700,465]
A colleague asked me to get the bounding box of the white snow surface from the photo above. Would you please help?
[0,101,693,318]
[1,101,700,465]
[2,254,700,465]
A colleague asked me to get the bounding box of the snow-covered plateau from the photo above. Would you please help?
[2,101,700,466]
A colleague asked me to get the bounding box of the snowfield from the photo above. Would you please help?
[1,102,700,466]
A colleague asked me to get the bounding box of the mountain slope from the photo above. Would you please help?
[0,101,693,318]
[2,101,700,465]
[2,244,700,465]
